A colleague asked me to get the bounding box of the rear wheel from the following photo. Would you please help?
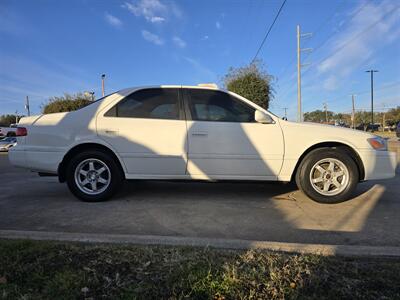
[295,147,359,204]
[66,150,123,202]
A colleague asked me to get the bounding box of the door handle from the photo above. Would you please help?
[192,131,208,136]
[105,130,118,135]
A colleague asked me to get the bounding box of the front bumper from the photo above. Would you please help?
[358,149,397,180]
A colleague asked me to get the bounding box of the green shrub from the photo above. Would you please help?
[223,60,274,109]
[42,93,93,114]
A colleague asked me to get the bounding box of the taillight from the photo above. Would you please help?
[16,127,27,136]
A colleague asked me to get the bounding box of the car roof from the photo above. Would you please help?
[118,85,223,95]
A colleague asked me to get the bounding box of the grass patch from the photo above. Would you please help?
[0,239,399,299]
[373,131,397,139]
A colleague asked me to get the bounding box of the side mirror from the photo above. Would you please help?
[255,110,274,124]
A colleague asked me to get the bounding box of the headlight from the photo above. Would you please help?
[367,137,387,151]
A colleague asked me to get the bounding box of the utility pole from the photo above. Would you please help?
[382,103,386,132]
[101,74,106,97]
[323,102,328,123]
[365,70,378,130]
[25,96,30,116]
[283,107,288,120]
[351,94,355,129]
[297,25,312,122]
[15,111,18,124]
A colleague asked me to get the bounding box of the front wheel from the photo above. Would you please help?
[295,148,359,204]
[66,150,123,202]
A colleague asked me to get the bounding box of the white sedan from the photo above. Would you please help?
[9,85,396,203]
[0,137,17,151]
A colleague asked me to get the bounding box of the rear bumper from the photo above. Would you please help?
[358,149,397,180]
[9,147,63,174]
[8,148,25,166]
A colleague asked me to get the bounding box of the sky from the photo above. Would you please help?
[0,0,399,120]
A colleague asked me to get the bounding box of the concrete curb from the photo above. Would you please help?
[1,229,400,257]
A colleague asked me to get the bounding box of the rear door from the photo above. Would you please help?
[97,87,188,176]
[184,88,284,179]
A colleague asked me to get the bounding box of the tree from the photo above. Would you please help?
[42,93,93,114]
[0,114,19,127]
[385,106,400,126]
[223,60,274,109]
[303,110,335,123]
[353,111,371,128]
[333,113,351,125]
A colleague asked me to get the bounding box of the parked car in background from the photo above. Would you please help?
[0,137,17,152]
[355,124,366,131]
[334,121,349,128]
[0,126,17,138]
[365,124,380,132]
[9,85,397,204]
[355,123,381,132]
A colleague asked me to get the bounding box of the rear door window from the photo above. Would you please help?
[105,88,181,120]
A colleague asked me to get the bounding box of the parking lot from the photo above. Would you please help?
[0,152,399,247]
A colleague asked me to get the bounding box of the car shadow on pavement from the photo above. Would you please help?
[108,173,400,248]
[116,179,298,201]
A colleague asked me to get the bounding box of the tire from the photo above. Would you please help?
[66,150,123,202]
[295,147,359,204]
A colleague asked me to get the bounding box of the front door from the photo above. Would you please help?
[184,88,284,179]
[97,87,188,176]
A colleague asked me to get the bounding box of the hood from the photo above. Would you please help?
[279,120,378,150]
[285,121,375,137]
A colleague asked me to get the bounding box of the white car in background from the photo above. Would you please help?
[9,85,396,203]
[0,137,17,151]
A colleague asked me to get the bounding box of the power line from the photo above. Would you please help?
[342,106,398,112]
[251,0,287,63]
[304,1,370,59]
[297,25,312,122]
[323,81,400,104]
[277,1,367,83]
[291,0,346,68]
[276,4,399,104]
[277,81,400,113]
[302,5,400,77]
[306,0,346,43]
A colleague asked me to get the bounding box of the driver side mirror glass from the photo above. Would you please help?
[255,110,274,124]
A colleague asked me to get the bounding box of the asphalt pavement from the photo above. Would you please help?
[0,152,399,248]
